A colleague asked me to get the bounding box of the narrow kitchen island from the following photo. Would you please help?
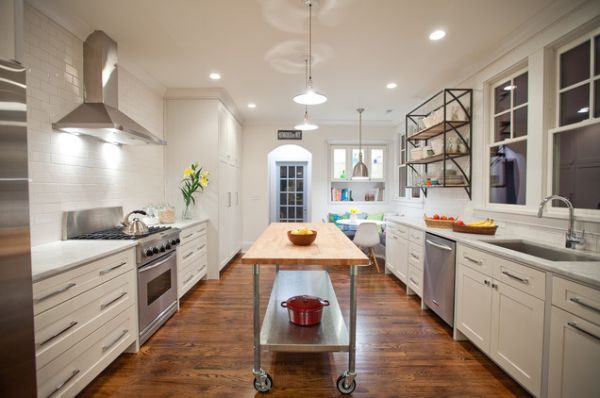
[242,223,369,394]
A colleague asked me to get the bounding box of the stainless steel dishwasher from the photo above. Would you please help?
[423,233,457,327]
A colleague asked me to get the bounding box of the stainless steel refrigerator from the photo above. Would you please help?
[0,58,37,396]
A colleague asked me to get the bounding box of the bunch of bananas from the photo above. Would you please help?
[466,218,496,227]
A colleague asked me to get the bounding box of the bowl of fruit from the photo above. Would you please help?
[424,214,456,229]
[287,227,317,246]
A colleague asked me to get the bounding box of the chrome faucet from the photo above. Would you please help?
[537,195,584,249]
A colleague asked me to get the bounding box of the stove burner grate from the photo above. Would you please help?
[72,226,172,240]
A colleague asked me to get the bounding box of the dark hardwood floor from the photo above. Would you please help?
[79,256,530,397]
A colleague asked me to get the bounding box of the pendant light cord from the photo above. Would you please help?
[308,1,313,86]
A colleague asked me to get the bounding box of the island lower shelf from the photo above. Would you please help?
[260,270,349,352]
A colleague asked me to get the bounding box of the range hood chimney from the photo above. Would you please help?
[52,31,166,145]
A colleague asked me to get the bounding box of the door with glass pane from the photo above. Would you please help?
[276,162,307,222]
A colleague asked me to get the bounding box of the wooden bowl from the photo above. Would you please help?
[287,230,317,246]
[424,217,455,229]
[452,223,498,235]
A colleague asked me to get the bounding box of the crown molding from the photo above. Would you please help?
[165,87,245,125]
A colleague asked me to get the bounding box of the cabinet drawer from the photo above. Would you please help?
[179,238,207,271]
[493,257,546,300]
[408,228,424,246]
[37,306,136,398]
[552,277,600,325]
[33,249,135,316]
[457,245,494,276]
[408,243,424,269]
[179,262,207,297]
[388,223,408,238]
[407,265,423,297]
[179,222,207,247]
[34,270,136,369]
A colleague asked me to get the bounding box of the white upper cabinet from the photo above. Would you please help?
[218,103,242,167]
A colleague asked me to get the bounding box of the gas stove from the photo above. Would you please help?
[63,207,181,266]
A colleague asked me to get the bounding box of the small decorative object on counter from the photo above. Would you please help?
[180,162,209,219]
[348,207,361,221]
[159,205,175,224]
[281,295,330,326]
[287,227,317,246]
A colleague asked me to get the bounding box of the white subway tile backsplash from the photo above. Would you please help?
[24,5,165,246]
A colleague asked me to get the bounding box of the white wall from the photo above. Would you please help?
[241,123,396,247]
[24,5,166,245]
[392,0,600,252]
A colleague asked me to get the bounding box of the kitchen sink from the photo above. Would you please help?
[485,240,600,262]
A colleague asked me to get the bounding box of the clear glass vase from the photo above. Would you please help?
[182,203,193,220]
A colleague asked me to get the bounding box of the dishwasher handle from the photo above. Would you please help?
[426,239,453,252]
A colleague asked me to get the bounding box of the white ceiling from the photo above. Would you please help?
[37,0,574,126]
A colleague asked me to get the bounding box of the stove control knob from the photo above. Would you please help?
[176,238,181,244]
[160,245,166,253]
[145,249,153,257]
[152,247,159,254]
[165,243,172,250]
[171,239,177,246]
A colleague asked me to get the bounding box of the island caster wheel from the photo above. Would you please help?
[253,374,273,393]
[336,375,356,395]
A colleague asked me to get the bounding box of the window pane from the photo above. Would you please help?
[296,179,303,192]
[595,35,600,76]
[295,193,303,206]
[595,80,600,118]
[370,149,384,179]
[280,166,287,178]
[489,141,527,205]
[351,149,366,170]
[296,167,303,178]
[494,112,511,142]
[288,194,295,205]
[288,180,295,192]
[280,179,287,192]
[553,123,600,210]
[280,207,287,220]
[333,148,346,179]
[399,166,407,198]
[280,193,287,205]
[295,207,303,220]
[560,40,590,88]
[513,106,527,138]
[559,84,589,126]
[494,81,511,114]
[513,72,528,106]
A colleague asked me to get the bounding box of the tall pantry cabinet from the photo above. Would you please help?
[165,94,242,279]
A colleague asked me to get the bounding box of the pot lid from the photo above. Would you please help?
[284,295,328,311]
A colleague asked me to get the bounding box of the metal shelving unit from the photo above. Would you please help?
[405,88,473,199]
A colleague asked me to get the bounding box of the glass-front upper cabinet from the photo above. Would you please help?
[330,144,386,182]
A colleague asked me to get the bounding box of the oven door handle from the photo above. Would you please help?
[138,252,175,274]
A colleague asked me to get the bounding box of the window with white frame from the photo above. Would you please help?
[549,29,600,210]
[488,67,528,205]
[397,132,420,199]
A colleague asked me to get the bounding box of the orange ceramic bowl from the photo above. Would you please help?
[287,230,318,246]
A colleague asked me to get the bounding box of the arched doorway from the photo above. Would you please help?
[267,145,312,223]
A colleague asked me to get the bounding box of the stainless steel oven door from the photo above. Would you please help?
[137,251,177,343]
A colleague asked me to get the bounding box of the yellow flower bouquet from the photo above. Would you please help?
[181,162,209,219]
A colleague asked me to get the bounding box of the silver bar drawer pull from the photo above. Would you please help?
[410,253,419,260]
[501,271,529,284]
[197,243,206,252]
[100,292,127,310]
[183,251,195,260]
[568,322,600,341]
[570,297,600,313]
[39,321,78,347]
[183,274,195,284]
[409,277,419,286]
[100,261,127,275]
[35,282,76,303]
[464,255,482,265]
[182,232,194,239]
[46,369,80,398]
[426,239,452,251]
[102,329,129,352]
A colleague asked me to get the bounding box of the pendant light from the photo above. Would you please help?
[352,108,369,179]
[295,59,319,131]
[293,0,327,105]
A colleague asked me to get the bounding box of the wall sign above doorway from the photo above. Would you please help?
[277,130,302,140]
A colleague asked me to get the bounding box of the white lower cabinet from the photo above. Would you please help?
[177,221,208,299]
[33,248,137,398]
[548,277,600,398]
[455,245,545,397]
[386,229,408,283]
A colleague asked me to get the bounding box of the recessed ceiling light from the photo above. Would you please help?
[209,72,221,80]
[429,30,446,41]
[503,85,516,91]
[386,82,397,89]
[577,107,589,113]
[247,103,256,109]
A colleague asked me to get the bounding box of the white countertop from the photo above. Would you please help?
[386,216,600,288]
[30,217,209,283]
[31,240,137,283]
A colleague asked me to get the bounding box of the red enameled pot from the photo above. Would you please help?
[281,295,330,326]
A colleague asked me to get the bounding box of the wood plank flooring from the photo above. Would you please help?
[79,256,531,397]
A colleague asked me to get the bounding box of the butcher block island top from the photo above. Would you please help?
[242,223,369,266]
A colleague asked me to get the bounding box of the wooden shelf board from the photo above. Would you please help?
[407,152,469,165]
[407,120,469,141]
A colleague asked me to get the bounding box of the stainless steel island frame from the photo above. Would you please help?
[242,223,369,394]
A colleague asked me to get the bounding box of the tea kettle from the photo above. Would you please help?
[121,210,149,236]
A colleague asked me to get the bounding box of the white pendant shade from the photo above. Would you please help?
[293,88,327,105]
[295,111,319,131]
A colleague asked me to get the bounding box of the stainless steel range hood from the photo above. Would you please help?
[52,31,165,145]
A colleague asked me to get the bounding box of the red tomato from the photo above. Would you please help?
[448,216,455,221]
[433,214,440,220]
[456,220,465,226]
[440,215,448,220]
